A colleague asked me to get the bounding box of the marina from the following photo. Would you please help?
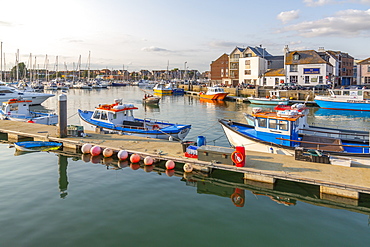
[1,86,370,246]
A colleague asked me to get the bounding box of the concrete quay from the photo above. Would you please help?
[1,120,370,202]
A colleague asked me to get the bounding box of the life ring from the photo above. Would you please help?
[231,192,244,207]
[152,124,160,130]
[231,150,245,164]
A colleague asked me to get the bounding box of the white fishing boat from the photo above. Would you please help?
[314,88,370,111]
[0,98,58,125]
[78,99,191,140]
[219,103,370,166]
[0,85,54,105]
[247,90,289,105]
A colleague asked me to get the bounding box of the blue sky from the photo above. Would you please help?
[1,0,370,72]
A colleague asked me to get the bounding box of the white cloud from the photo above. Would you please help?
[280,8,370,37]
[208,41,239,48]
[303,0,337,6]
[0,21,13,27]
[277,10,300,23]
[141,46,171,52]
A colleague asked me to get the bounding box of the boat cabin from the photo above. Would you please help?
[1,99,33,118]
[251,104,308,146]
[329,89,370,101]
[206,87,225,95]
[92,99,138,125]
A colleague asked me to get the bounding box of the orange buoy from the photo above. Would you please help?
[102,148,113,157]
[165,160,175,169]
[117,150,128,160]
[90,146,102,156]
[81,143,93,154]
[144,156,154,165]
[130,153,141,163]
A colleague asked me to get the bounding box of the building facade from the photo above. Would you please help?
[357,57,370,85]
[285,49,333,86]
[210,53,229,85]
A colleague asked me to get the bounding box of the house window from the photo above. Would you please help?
[234,54,240,59]
[365,77,370,84]
[221,69,224,77]
[245,70,251,75]
[305,76,309,84]
[226,69,228,77]
[319,76,323,84]
[245,60,250,69]
[290,65,298,72]
[275,78,279,85]
[368,66,370,72]
[263,78,266,85]
[245,53,252,57]
[290,76,298,83]
[293,54,300,60]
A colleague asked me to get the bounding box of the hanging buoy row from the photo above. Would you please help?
[81,143,192,174]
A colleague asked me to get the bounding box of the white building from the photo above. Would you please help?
[285,49,333,86]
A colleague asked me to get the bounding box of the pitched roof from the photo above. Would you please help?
[286,50,330,65]
[249,46,272,57]
[357,57,370,64]
[265,68,285,77]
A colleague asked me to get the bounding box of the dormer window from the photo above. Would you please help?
[293,53,300,61]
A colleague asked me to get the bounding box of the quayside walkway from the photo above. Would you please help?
[1,120,370,201]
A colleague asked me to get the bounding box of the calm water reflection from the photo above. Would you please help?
[2,86,370,246]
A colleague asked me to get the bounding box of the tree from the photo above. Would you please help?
[10,62,27,80]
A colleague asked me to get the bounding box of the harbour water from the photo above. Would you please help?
[1,86,370,246]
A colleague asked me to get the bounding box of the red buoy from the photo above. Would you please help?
[90,146,102,156]
[165,160,175,169]
[130,153,141,163]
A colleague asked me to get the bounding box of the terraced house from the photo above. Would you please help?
[357,57,370,85]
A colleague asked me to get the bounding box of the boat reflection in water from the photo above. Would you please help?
[199,98,227,107]
[37,151,370,215]
[314,108,370,119]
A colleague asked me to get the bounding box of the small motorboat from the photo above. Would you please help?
[199,86,229,100]
[143,94,160,104]
[0,98,58,125]
[78,99,191,140]
[14,141,62,152]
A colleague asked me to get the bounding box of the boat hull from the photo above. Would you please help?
[14,141,62,152]
[199,93,228,100]
[153,89,172,95]
[314,98,370,111]
[248,98,289,105]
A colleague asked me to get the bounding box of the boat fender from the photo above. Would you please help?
[152,124,160,130]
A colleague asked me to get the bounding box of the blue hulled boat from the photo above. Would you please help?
[78,99,191,140]
[314,88,370,111]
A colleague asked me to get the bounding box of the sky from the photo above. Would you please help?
[1,0,370,72]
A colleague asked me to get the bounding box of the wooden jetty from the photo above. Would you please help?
[1,120,370,204]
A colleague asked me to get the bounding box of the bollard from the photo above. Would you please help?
[58,94,67,138]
